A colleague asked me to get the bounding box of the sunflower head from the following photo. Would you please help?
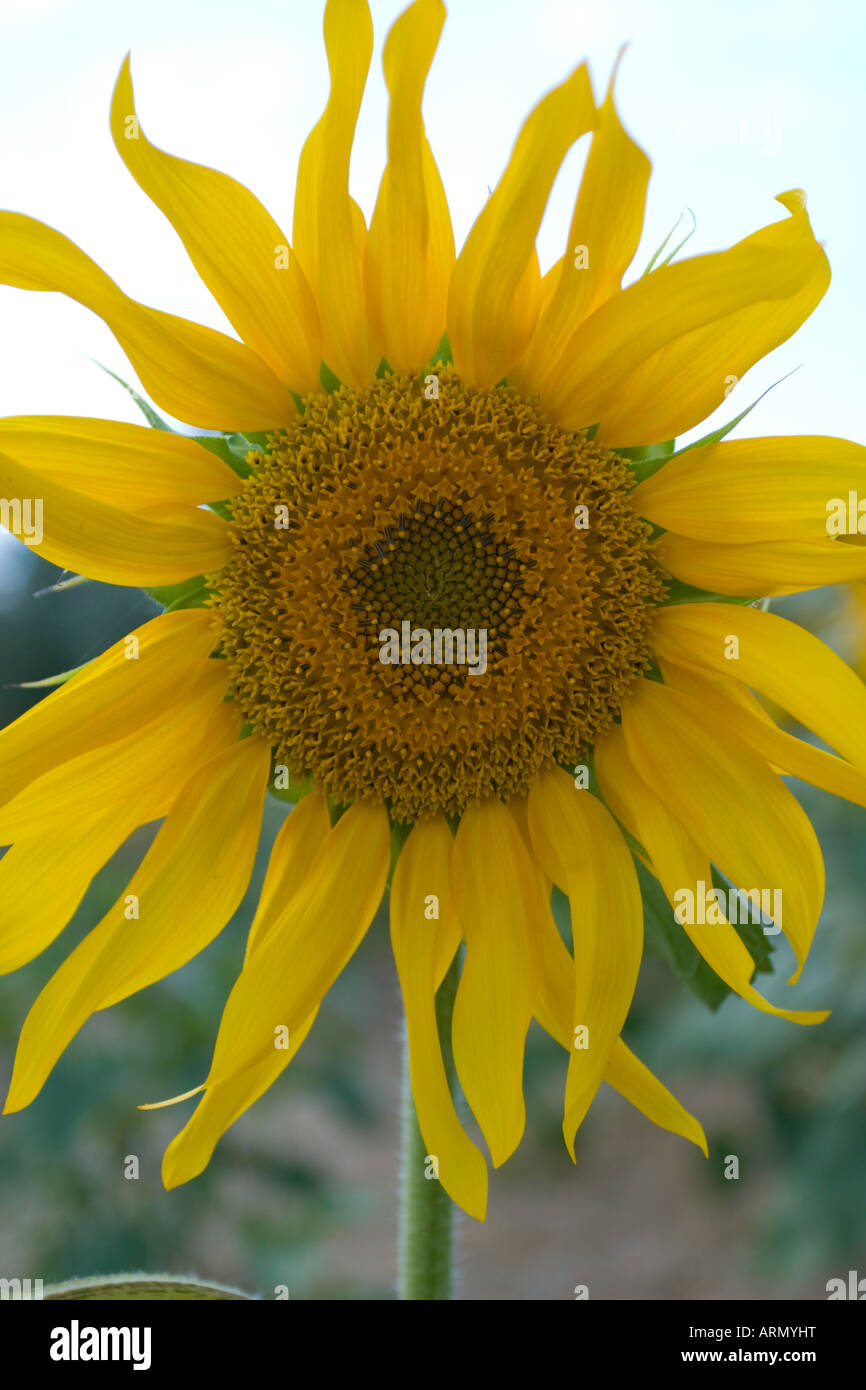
[1,0,860,1237]
[213,365,665,820]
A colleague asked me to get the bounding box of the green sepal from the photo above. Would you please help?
[319,360,343,393]
[660,579,759,608]
[430,331,452,367]
[193,433,257,479]
[267,762,315,805]
[10,663,87,689]
[641,208,696,277]
[670,367,802,459]
[90,360,173,431]
[388,818,413,887]
[623,439,677,485]
[146,575,210,612]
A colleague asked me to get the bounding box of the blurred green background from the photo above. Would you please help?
[1,542,864,1300]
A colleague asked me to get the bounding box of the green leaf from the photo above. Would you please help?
[44,1274,253,1300]
[636,855,732,1010]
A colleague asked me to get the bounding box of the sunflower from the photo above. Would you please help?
[2,0,865,1231]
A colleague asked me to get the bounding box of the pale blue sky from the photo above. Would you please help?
[0,0,862,450]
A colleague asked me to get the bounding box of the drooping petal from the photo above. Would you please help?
[513,51,650,396]
[603,1042,708,1154]
[527,767,643,1157]
[511,794,708,1156]
[203,800,390,1089]
[0,417,241,513]
[364,0,454,373]
[391,817,488,1220]
[654,532,866,596]
[447,63,596,389]
[620,678,824,979]
[0,609,220,808]
[596,723,829,1017]
[293,0,377,388]
[658,658,866,810]
[163,796,334,1187]
[450,799,539,1166]
[631,436,866,543]
[0,213,294,430]
[111,57,321,396]
[652,602,866,769]
[4,735,271,1114]
[540,191,829,444]
[162,1013,318,1189]
[0,447,229,586]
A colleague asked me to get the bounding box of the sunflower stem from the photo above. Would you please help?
[397,953,459,1301]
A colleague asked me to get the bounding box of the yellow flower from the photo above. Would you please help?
[1,0,865,1225]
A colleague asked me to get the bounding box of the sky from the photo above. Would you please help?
[0,0,863,488]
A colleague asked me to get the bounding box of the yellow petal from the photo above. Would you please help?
[4,735,271,1114]
[617,684,825,985]
[527,767,643,1157]
[632,436,866,543]
[0,416,241,514]
[244,791,332,962]
[541,192,829,444]
[391,818,488,1220]
[164,798,333,1187]
[603,1041,708,1155]
[450,800,539,1167]
[447,63,596,389]
[0,673,238,844]
[596,723,829,1019]
[293,0,377,388]
[0,446,229,585]
[203,800,390,1088]
[162,1013,318,1189]
[111,57,321,396]
[653,602,866,769]
[659,658,866,811]
[0,808,138,975]
[513,51,650,396]
[513,793,708,1157]
[0,699,242,973]
[654,532,866,596]
[0,609,220,808]
[364,0,454,373]
[0,212,294,430]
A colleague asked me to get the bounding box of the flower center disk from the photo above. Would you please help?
[212,368,666,820]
